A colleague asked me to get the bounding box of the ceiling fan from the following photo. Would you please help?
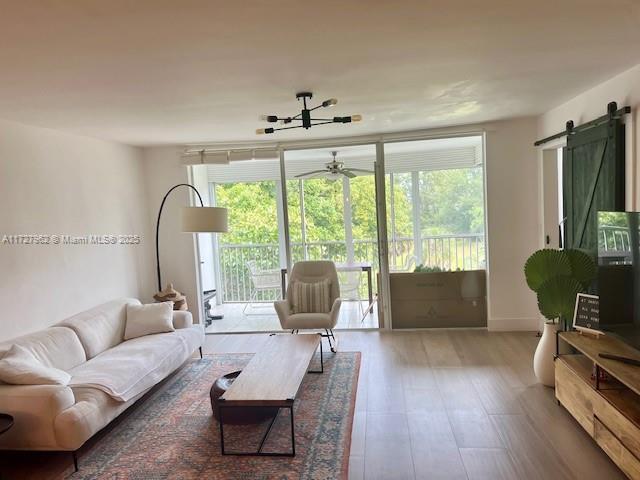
[295,151,373,180]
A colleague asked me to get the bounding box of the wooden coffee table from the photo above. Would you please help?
[218,333,323,456]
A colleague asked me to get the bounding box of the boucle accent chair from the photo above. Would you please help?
[274,260,342,352]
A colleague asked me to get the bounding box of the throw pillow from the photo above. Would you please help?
[291,279,332,314]
[124,302,175,340]
[0,344,71,385]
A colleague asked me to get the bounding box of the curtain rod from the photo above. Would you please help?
[534,102,631,147]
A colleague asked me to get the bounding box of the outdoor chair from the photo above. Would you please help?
[340,270,365,315]
[389,255,416,272]
[244,260,282,315]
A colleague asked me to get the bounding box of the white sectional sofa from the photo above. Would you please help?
[0,298,204,457]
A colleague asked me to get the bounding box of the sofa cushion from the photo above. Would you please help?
[124,302,174,340]
[285,313,333,329]
[59,298,140,359]
[0,326,86,372]
[68,329,194,402]
[0,344,72,386]
[291,279,332,313]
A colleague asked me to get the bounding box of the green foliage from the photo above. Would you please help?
[301,179,345,242]
[215,166,485,250]
[415,264,445,273]
[215,181,279,244]
[536,276,584,323]
[524,249,571,291]
[420,168,485,235]
[524,248,596,326]
[598,211,627,227]
[566,249,597,289]
[386,174,413,238]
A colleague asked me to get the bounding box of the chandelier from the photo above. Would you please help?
[256,92,362,134]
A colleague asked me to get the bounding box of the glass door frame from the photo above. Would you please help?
[278,141,390,329]
[200,129,487,331]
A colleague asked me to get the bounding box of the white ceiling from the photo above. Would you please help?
[1,1,639,147]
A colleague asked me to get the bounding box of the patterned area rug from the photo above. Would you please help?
[74,351,360,480]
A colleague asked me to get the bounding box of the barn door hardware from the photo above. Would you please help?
[534,102,630,147]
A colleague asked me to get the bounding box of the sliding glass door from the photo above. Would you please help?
[283,145,379,328]
[198,133,487,333]
[383,136,487,328]
[203,156,285,332]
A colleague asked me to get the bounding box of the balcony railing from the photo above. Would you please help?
[599,225,631,252]
[218,234,486,303]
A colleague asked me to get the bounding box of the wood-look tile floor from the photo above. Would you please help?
[1,330,625,479]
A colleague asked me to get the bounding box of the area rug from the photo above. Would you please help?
[73,351,360,480]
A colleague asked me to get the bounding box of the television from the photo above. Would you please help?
[597,211,640,351]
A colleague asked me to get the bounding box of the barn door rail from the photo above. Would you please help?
[534,102,631,147]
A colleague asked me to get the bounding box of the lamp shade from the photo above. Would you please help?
[181,207,228,233]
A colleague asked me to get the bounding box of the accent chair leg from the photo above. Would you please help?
[72,451,78,472]
[324,329,336,353]
[199,346,203,359]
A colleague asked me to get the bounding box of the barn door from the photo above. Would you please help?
[563,119,625,252]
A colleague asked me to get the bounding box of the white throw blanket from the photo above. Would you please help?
[68,332,190,402]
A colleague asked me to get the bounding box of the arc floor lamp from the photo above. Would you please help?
[155,183,228,294]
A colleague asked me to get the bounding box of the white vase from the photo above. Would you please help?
[533,322,559,387]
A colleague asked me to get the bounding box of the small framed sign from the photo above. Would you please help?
[573,293,602,336]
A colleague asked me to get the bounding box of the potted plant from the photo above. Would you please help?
[524,248,596,386]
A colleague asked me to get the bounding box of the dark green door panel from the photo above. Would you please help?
[563,120,625,253]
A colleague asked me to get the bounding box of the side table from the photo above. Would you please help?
[0,414,14,480]
[0,414,13,436]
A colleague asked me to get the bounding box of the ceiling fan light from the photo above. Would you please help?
[322,98,338,107]
[351,114,362,122]
[260,115,279,123]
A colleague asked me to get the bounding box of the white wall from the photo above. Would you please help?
[143,117,542,332]
[0,119,154,341]
[484,117,541,330]
[538,63,640,210]
[142,147,204,325]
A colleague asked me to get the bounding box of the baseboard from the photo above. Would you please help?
[487,317,539,332]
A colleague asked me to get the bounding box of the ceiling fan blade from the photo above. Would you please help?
[342,170,357,178]
[311,172,331,179]
[344,168,374,174]
[295,170,329,178]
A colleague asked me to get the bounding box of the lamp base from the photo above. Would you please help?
[153,283,188,310]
